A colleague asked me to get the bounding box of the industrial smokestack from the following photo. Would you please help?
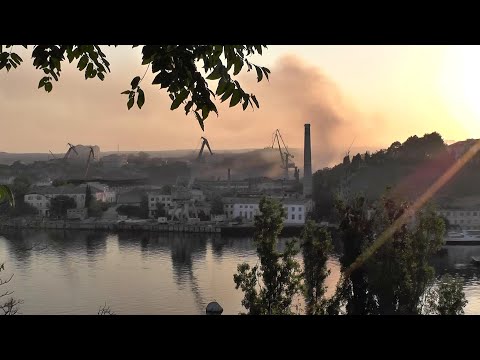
[228,168,231,181]
[303,124,312,197]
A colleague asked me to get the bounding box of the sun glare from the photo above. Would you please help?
[440,45,480,138]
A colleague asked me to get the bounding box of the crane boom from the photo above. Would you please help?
[197,137,213,161]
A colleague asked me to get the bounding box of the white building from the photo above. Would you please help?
[437,209,480,229]
[24,185,86,217]
[147,191,173,218]
[222,197,312,225]
[100,154,128,168]
[0,176,15,185]
[85,182,116,203]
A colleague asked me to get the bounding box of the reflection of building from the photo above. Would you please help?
[438,209,480,230]
[24,185,86,216]
[222,197,312,225]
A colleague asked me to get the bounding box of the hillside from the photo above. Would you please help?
[312,133,480,220]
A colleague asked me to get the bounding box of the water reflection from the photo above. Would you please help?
[0,230,477,314]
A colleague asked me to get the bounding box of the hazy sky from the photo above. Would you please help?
[1,45,479,166]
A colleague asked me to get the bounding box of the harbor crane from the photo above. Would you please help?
[196,137,213,162]
[84,146,96,179]
[49,150,57,160]
[63,143,78,160]
[271,129,296,179]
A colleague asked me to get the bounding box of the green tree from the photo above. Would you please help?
[423,275,468,315]
[336,196,376,315]
[1,45,269,130]
[301,221,333,315]
[210,196,224,215]
[85,185,92,209]
[161,185,172,195]
[334,195,467,315]
[49,195,76,219]
[156,202,167,217]
[234,197,302,315]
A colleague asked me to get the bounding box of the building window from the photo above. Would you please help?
[162,197,165,201]
[460,220,464,224]
[36,196,41,200]
[291,207,295,212]
[467,212,471,216]
[240,205,243,208]
[299,214,302,221]
[151,197,154,201]
[474,212,478,216]
[460,212,464,216]
[230,211,233,215]
[250,205,253,208]
[240,211,243,216]
[291,214,295,220]
[298,207,302,212]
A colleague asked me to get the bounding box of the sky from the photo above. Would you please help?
[1,45,479,167]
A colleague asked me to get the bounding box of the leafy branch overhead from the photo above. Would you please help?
[0,45,270,131]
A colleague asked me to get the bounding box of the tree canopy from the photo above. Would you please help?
[0,45,270,130]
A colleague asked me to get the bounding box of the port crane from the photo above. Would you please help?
[196,136,213,162]
[84,146,96,179]
[271,129,296,179]
[63,143,78,160]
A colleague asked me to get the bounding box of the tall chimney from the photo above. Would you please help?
[303,123,312,198]
[228,168,231,181]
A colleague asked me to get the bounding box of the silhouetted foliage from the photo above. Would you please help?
[301,221,332,315]
[210,196,224,215]
[49,195,76,219]
[333,194,467,315]
[0,263,22,315]
[423,275,468,315]
[1,45,269,130]
[234,197,302,314]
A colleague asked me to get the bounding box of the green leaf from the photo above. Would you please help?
[263,67,270,80]
[242,94,250,110]
[195,111,205,131]
[184,100,193,115]
[131,76,141,89]
[206,67,222,80]
[38,77,49,89]
[255,66,263,82]
[98,72,105,81]
[170,97,183,110]
[45,82,53,92]
[78,55,88,71]
[11,53,22,65]
[216,78,228,95]
[121,90,131,95]
[220,82,235,102]
[202,106,210,120]
[9,59,17,69]
[233,57,243,76]
[230,90,242,107]
[127,96,135,110]
[252,95,259,108]
[85,63,93,79]
[137,88,145,109]
[5,63,11,71]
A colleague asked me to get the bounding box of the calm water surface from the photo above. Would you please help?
[0,230,479,314]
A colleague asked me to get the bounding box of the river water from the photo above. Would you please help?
[0,230,479,315]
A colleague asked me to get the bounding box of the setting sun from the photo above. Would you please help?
[440,45,480,138]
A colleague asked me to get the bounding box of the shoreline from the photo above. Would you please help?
[0,218,311,236]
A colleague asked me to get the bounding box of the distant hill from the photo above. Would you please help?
[312,133,480,220]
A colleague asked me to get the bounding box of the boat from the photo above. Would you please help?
[472,256,480,265]
[445,230,480,245]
